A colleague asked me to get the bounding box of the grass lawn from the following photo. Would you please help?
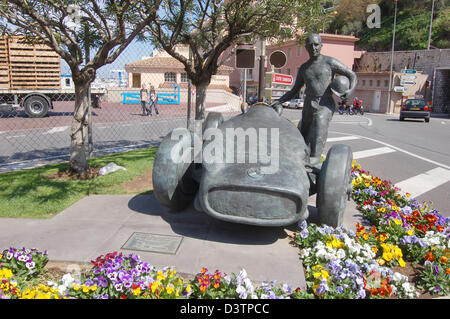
[0,147,157,219]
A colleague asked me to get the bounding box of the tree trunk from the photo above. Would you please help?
[195,82,209,121]
[70,81,91,176]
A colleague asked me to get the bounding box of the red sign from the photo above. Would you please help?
[272,73,293,85]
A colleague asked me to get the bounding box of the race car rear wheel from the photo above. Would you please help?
[316,144,353,227]
[152,129,199,211]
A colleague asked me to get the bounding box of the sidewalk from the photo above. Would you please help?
[0,193,363,290]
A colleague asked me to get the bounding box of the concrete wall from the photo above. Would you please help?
[433,68,450,113]
[356,49,450,75]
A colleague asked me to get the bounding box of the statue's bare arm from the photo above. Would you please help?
[328,57,357,99]
[276,67,305,104]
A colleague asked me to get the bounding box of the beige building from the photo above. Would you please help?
[354,71,430,114]
[355,49,450,113]
[124,45,233,92]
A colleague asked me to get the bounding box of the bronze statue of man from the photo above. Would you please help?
[272,33,357,166]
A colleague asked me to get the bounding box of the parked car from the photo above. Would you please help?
[288,99,304,109]
[400,98,431,123]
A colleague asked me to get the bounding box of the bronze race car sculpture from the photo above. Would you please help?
[152,103,353,228]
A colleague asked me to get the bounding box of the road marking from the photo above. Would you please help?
[353,147,396,159]
[6,134,26,139]
[327,136,361,142]
[329,131,450,170]
[43,126,69,134]
[395,167,450,198]
[332,116,372,126]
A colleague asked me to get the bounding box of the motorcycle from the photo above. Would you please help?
[352,99,364,115]
[337,101,354,115]
[352,103,364,115]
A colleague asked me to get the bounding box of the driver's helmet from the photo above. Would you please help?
[330,76,350,97]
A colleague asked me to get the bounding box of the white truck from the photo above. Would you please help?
[0,36,103,118]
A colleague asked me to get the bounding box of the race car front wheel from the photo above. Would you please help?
[316,144,353,227]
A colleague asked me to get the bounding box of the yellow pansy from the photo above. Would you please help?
[377,258,386,266]
[394,219,403,226]
[133,287,141,296]
[326,236,344,249]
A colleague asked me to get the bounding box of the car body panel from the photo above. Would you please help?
[198,105,310,226]
[288,99,304,109]
[400,99,431,120]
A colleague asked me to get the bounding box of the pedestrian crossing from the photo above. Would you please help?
[325,135,450,207]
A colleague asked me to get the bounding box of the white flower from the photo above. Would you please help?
[239,269,248,279]
[243,278,254,293]
[236,285,247,299]
[58,285,67,295]
[25,261,35,270]
[301,248,310,258]
[62,273,75,287]
[336,249,346,259]
[392,272,407,282]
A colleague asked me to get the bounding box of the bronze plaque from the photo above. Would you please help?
[122,232,183,255]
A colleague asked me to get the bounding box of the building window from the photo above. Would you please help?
[164,72,176,83]
[369,80,373,87]
[385,80,389,87]
[362,80,366,86]
[287,48,292,58]
[287,68,291,75]
[65,78,71,87]
[181,72,188,82]
[297,47,302,57]
[377,80,380,87]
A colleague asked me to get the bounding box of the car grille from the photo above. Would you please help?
[207,186,300,220]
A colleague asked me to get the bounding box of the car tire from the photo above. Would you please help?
[316,144,353,227]
[425,118,430,123]
[152,130,199,211]
[399,116,404,121]
[24,95,49,118]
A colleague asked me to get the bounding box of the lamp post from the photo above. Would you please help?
[386,0,398,115]
[427,0,435,50]
[257,38,266,102]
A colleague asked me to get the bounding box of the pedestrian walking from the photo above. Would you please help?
[148,85,159,116]
[140,84,149,115]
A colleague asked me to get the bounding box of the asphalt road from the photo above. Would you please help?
[282,108,450,217]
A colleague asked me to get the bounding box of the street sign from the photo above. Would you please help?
[271,73,293,85]
[236,49,255,68]
[400,80,416,86]
[394,86,408,92]
[401,69,417,74]
[269,51,287,68]
[400,75,416,81]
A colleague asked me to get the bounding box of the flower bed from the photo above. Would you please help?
[295,161,449,298]
[1,161,449,299]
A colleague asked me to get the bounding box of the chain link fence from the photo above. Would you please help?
[0,39,242,172]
